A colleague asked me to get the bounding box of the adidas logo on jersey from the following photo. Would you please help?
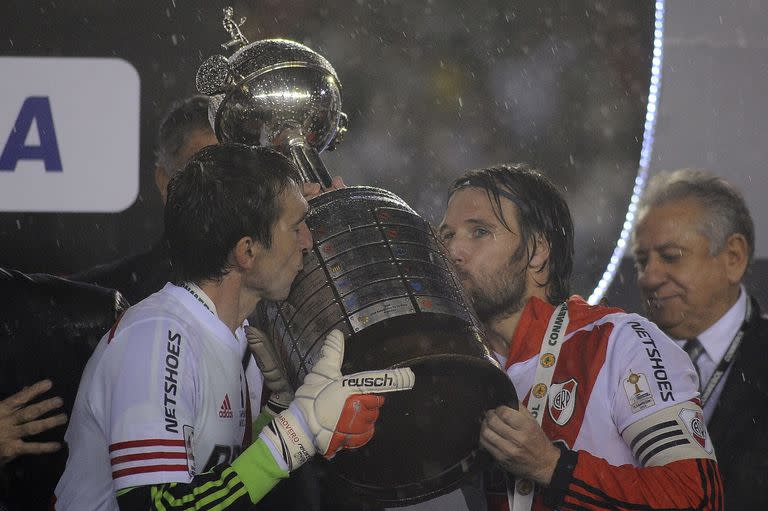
[219,394,234,419]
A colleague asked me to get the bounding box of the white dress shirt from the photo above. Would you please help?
[675,286,748,423]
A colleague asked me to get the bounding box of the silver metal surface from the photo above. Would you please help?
[261,186,486,387]
[196,36,347,176]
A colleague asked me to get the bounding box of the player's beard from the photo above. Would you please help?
[459,250,528,323]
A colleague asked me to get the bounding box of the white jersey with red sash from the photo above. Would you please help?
[488,296,722,511]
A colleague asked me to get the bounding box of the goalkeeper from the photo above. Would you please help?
[54,144,414,510]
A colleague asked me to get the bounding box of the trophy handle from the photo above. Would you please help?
[287,138,334,189]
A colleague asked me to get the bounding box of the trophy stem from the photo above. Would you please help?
[287,139,334,189]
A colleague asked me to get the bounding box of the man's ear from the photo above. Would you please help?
[529,233,551,271]
[155,166,170,205]
[722,233,749,285]
[232,236,262,270]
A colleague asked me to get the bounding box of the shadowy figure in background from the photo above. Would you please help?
[71,96,218,304]
[0,267,128,509]
[439,164,722,511]
[632,168,768,509]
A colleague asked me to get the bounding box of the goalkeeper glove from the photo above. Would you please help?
[259,329,415,471]
[246,325,294,415]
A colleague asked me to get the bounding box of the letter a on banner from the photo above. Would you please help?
[0,96,63,172]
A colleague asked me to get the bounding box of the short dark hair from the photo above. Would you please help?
[448,163,574,304]
[155,96,213,173]
[164,144,300,284]
[636,168,755,266]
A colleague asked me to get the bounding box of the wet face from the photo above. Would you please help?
[439,187,529,321]
[632,198,735,339]
[251,183,313,301]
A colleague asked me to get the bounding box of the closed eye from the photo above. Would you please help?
[660,250,682,263]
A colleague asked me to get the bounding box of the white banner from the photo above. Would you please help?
[0,57,140,212]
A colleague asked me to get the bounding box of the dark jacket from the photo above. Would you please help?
[70,241,172,305]
[707,296,768,508]
[0,268,129,510]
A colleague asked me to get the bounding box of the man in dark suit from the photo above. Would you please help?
[70,96,217,304]
[0,267,128,509]
[631,168,768,509]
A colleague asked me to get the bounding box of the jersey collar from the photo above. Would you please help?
[505,295,623,369]
[164,283,246,355]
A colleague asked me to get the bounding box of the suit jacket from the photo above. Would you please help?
[707,296,768,508]
[0,268,129,510]
[70,241,172,305]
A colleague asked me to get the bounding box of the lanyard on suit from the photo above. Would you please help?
[699,298,751,407]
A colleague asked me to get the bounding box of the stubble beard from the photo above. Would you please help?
[461,254,529,323]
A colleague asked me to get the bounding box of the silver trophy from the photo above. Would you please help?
[197,8,515,505]
[196,7,346,188]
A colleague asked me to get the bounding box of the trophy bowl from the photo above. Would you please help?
[201,38,345,155]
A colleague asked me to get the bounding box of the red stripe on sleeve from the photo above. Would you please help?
[112,464,189,480]
[111,451,188,465]
[109,439,186,452]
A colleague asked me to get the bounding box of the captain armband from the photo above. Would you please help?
[621,401,717,467]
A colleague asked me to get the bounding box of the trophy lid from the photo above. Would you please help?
[228,38,340,87]
[196,7,346,153]
[196,38,341,98]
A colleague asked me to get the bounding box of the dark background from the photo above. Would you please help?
[0,0,653,300]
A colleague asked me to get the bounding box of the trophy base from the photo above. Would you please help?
[327,353,516,506]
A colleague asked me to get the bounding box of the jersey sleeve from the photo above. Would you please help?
[97,317,199,491]
[604,314,699,433]
[116,437,288,511]
[542,448,723,510]
[539,315,723,510]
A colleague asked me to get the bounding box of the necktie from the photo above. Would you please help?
[683,337,704,390]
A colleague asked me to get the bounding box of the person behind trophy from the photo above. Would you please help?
[70,96,218,305]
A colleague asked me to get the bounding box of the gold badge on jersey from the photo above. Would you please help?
[532,383,548,399]
[540,353,556,367]
[183,424,196,476]
[623,371,655,413]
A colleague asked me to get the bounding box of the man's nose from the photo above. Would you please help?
[637,256,664,291]
[444,237,467,265]
[299,223,313,251]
